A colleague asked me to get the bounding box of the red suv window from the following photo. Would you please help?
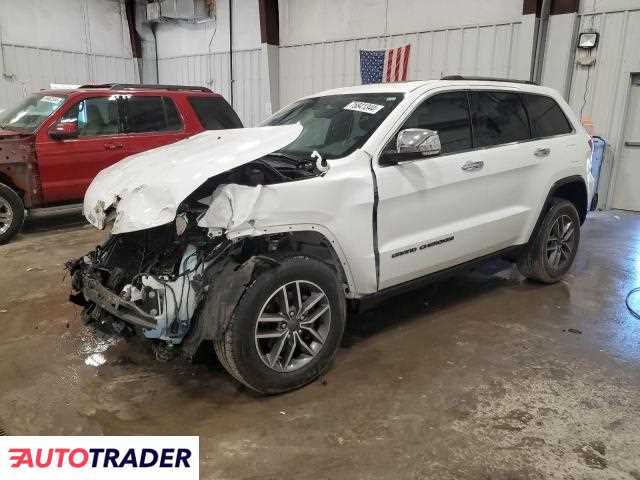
[60,96,122,137]
[123,96,183,133]
[188,96,243,129]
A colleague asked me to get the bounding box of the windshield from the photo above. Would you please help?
[0,93,67,133]
[262,93,404,159]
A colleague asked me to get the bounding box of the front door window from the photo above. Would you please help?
[60,97,121,137]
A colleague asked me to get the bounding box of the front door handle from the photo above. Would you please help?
[104,143,124,151]
[534,147,551,157]
[461,160,484,172]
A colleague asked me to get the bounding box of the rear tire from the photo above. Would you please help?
[0,183,25,245]
[214,256,346,394]
[518,198,580,283]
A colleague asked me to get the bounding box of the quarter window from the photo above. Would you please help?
[60,97,121,137]
[188,96,243,129]
[522,94,573,138]
[470,91,530,147]
[124,96,182,133]
[398,91,472,154]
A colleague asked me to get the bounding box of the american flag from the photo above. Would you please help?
[360,45,411,84]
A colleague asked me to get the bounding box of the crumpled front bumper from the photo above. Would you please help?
[75,272,158,330]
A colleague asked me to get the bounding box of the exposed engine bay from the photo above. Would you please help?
[68,154,325,352]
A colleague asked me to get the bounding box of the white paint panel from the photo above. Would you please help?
[0,0,85,51]
[541,13,578,96]
[278,21,527,108]
[87,0,130,57]
[386,0,524,35]
[279,0,387,46]
[279,0,525,46]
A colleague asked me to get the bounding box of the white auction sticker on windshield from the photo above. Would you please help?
[40,96,64,104]
[343,101,384,114]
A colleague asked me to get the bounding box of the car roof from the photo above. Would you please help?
[309,79,558,98]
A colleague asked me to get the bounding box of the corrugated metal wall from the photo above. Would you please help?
[569,8,640,144]
[567,7,640,206]
[0,44,138,106]
[279,21,527,107]
[157,48,269,126]
[0,0,138,109]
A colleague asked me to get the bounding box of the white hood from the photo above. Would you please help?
[83,124,303,234]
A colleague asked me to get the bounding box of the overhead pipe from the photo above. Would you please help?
[131,0,159,83]
[229,0,234,107]
[531,0,552,84]
[151,22,160,84]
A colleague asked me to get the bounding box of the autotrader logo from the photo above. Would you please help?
[0,436,199,480]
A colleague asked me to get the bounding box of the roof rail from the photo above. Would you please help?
[78,83,117,89]
[440,75,539,85]
[78,83,212,93]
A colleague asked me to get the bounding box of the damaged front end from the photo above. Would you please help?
[68,220,231,344]
[68,124,328,357]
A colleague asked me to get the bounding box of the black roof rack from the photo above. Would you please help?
[441,75,538,85]
[78,83,212,93]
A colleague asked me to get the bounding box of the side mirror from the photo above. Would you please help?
[380,128,441,166]
[49,121,79,140]
[397,128,441,156]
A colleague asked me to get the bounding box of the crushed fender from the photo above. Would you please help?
[197,184,263,237]
[181,255,276,358]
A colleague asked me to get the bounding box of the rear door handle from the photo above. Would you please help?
[461,160,484,172]
[534,147,551,157]
[104,143,124,150]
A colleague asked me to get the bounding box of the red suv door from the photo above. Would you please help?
[36,94,128,203]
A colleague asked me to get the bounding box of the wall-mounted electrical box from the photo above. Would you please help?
[146,0,211,23]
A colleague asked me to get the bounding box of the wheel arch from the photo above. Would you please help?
[550,176,588,224]
[0,173,24,199]
[229,224,358,297]
[531,176,588,242]
[182,227,357,360]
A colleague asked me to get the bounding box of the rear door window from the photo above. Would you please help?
[522,94,573,138]
[60,96,121,137]
[123,96,182,133]
[188,96,243,129]
[470,91,530,148]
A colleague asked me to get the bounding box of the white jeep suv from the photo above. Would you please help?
[69,77,594,394]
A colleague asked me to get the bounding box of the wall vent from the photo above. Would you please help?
[146,0,212,23]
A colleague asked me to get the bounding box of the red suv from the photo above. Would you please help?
[0,83,242,243]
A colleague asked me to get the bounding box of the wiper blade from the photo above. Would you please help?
[265,151,303,164]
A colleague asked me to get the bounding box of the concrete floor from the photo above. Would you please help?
[1,210,639,479]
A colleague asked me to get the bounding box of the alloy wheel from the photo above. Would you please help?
[546,214,575,271]
[254,280,331,373]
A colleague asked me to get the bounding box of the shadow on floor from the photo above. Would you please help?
[342,258,533,348]
[22,212,87,234]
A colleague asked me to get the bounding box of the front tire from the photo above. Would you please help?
[0,183,25,245]
[214,256,346,394]
[518,198,580,283]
